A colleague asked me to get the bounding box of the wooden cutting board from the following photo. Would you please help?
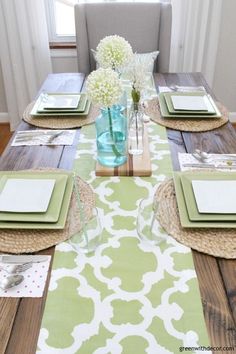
[96,125,152,176]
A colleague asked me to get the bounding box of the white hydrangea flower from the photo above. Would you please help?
[125,53,148,92]
[86,68,123,107]
[96,35,133,70]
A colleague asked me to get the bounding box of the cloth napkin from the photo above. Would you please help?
[0,256,51,297]
[158,86,206,93]
[178,152,236,171]
[11,130,76,146]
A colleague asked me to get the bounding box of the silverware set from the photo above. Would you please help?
[0,255,48,290]
[14,130,65,144]
[169,85,206,92]
[183,149,236,170]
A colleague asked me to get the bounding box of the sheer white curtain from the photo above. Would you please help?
[169,0,223,87]
[0,0,52,131]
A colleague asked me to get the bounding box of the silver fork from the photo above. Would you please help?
[1,262,32,274]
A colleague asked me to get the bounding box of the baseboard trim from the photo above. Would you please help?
[0,113,9,123]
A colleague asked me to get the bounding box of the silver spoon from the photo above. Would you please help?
[47,130,64,143]
[0,274,24,290]
[192,149,209,162]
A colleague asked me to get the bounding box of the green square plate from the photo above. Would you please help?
[173,171,236,228]
[30,95,91,117]
[159,92,221,119]
[180,172,236,221]
[0,171,74,229]
[0,172,68,222]
[163,92,216,115]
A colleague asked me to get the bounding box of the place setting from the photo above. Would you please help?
[0,169,95,254]
[154,169,236,259]
[145,87,229,132]
[22,92,96,129]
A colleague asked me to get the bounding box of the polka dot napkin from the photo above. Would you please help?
[0,256,51,297]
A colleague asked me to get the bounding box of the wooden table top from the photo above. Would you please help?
[0,72,235,354]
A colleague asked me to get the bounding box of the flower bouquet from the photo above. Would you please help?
[95,35,133,72]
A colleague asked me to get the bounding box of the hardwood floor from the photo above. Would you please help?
[0,123,13,155]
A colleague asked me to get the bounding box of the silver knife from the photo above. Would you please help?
[0,255,49,264]
[182,163,236,170]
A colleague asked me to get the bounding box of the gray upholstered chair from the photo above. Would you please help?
[74,2,172,74]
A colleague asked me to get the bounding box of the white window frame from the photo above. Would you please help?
[44,0,76,43]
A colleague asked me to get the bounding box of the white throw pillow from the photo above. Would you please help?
[134,51,159,72]
[91,49,159,73]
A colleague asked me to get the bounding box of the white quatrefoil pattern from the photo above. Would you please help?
[37,123,210,354]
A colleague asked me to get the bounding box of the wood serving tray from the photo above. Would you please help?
[96,125,152,176]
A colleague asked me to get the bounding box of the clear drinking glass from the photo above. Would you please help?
[69,207,102,254]
[137,197,166,245]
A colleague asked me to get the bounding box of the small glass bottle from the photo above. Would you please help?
[128,90,144,155]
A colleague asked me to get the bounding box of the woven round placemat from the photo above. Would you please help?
[0,170,95,254]
[154,178,236,259]
[146,98,229,132]
[23,101,99,129]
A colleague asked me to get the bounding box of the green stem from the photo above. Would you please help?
[131,88,140,111]
[135,112,139,149]
[108,107,122,157]
[131,88,141,149]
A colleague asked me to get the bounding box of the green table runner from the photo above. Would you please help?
[37,121,210,353]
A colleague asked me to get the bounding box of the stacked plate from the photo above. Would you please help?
[30,92,91,118]
[158,91,222,119]
[173,171,236,228]
[0,170,74,229]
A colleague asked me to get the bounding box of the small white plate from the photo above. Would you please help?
[192,180,236,213]
[171,95,208,111]
[0,179,55,213]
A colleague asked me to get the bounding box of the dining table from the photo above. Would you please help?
[0,72,235,354]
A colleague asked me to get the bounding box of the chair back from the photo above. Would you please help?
[74,2,172,73]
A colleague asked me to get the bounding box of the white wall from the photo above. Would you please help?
[51,49,78,73]
[212,0,236,115]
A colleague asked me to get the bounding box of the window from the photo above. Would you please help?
[45,0,76,42]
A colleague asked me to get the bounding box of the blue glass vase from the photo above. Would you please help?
[95,106,127,167]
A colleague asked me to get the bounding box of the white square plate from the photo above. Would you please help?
[0,179,55,212]
[171,95,208,111]
[39,94,81,110]
[192,180,236,213]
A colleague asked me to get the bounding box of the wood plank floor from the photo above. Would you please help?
[0,124,13,156]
